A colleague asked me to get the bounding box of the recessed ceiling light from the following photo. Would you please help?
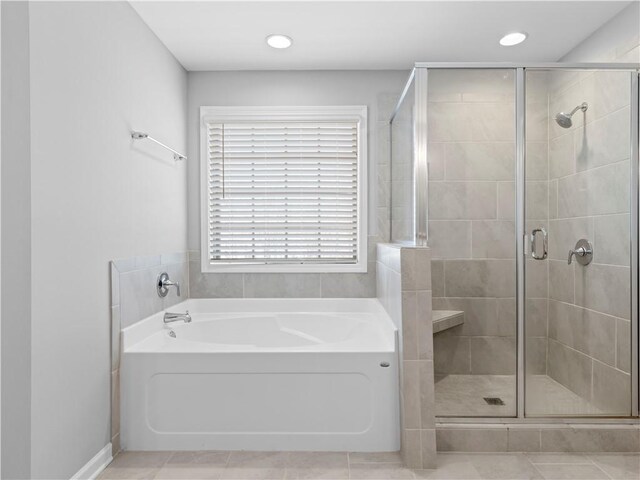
[499,32,527,47]
[266,34,292,49]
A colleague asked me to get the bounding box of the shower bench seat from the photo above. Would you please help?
[432,310,464,334]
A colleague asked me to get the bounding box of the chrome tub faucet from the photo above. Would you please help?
[164,310,191,324]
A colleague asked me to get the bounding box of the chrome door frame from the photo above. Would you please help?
[392,62,640,422]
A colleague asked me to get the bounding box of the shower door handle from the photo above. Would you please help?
[530,228,548,260]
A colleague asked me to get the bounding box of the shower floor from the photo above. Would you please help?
[435,374,602,417]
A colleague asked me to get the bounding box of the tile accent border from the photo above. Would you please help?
[436,423,640,453]
[109,252,190,456]
[377,244,435,469]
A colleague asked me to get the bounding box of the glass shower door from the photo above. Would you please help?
[524,69,635,416]
[428,68,518,417]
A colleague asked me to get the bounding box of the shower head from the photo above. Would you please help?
[555,102,588,128]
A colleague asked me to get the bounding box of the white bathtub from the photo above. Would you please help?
[120,298,400,452]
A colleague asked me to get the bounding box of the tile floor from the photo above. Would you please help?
[435,375,603,417]
[98,450,640,479]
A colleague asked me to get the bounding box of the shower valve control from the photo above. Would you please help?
[568,239,593,266]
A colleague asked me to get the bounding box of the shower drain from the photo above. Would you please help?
[483,397,505,406]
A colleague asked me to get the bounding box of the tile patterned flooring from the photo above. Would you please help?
[435,375,602,417]
[98,451,640,479]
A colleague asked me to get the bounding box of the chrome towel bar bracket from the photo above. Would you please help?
[131,131,187,161]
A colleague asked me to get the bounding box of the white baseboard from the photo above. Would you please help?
[71,443,112,480]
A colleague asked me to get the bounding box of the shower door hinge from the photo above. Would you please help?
[523,233,530,256]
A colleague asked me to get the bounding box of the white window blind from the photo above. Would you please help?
[201,107,367,272]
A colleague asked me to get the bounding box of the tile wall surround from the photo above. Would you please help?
[377,244,436,469]
[109,252,190,456]
[188,246,378,299]
[436,424,640,453]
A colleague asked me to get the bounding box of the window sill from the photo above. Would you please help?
[200,261,368,274]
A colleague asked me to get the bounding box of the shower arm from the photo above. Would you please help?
[568,103,588,116]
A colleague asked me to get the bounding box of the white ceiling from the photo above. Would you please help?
[131,1,632,71]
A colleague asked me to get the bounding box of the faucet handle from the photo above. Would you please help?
[157,272,180,297]
[568,239,593,266]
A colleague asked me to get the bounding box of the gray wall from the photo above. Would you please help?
[1,2,32,478]
[560,1,640,63]
[2,2,189,478]
[187,70,408,298]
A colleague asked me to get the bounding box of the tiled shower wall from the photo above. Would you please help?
[377,244,435,469]
[109,252,189,454]
[543,66,633,413]
[427,69,549,379]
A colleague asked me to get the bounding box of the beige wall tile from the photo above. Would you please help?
[617,318,631,373]
[433,297,509,336]
[582,71,632,121]
[548,180,558,220]
[594,214,630,266]
[319,262,376,298]
[471,220,516,259]
[547,339,592,400]
[428,143,445,181]
[541,428,640,453]
[526,298,548,337]
[436,428,508,452]
[244,273,321,298]
[526,142,549,181]
[401,429,422,470]
[111,369,120,439]
[444,260,515,298]
[417,291,433,360]
[429,182,497,220]
[548,301,616,367]
[557,161,630,218]
[508,428,541,452]
[428,221,471,259]
[470,337,516,375]
[574,263,630,319]
[413,248,432,290]
[444,143,514,181]
[420,430,437,469]
[111,306,121,371]
[592,360,631,414]
[430,260,444,297]
[402,361,421,429]
[434,332,470,374]
[575,107,630,172]
[526,181,549,221]
[189,265,244,298]
[418,360,435,429]
[525,259,548,299]
[526,337,547,375]
[402,291,418,360]
[428,103,514,143]
[549,260,574,304]
[497,182,515,220]
[549,132,575,179]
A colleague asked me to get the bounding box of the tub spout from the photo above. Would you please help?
[164,310,191,324]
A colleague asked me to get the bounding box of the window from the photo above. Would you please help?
[200,106,367,273]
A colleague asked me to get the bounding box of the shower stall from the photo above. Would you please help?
[390,63,640,419]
